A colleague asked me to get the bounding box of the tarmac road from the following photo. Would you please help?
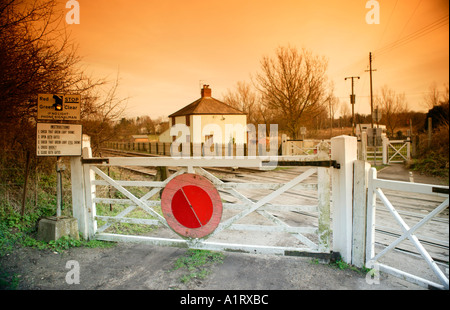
[377,163,448,185]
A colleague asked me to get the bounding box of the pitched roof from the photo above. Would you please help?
[168,86,245,117]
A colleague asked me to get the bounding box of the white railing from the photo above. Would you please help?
[366,167,449,290]
[281,138,331,157]
[360,135,411,165]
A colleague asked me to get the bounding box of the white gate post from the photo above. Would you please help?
[382,137,388,165]
[351,160,371,267]
[365,168,377,264]
[281,134,288,155]
[71,134,95,239]
[317,167,331,253]
[70,155,88,238]
[331,135,357,263]
[81,135,97,239]
[406,137,411,161]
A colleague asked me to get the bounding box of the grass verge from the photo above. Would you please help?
[0,206,115,290]
[170,249,224,284]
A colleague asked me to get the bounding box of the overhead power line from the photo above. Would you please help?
[396,0,423,41]
[374,15,449,57]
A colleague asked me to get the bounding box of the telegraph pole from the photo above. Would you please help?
[365,52,377,165]
[365,52,377,128]
[345,76,360,136]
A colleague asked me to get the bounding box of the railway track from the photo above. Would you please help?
[100,148,267,176]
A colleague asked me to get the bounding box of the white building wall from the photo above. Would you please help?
[168,114,247,144]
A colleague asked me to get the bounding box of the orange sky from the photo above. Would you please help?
[62,0,449,119]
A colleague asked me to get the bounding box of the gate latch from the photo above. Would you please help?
[82,158,109,164]
[331,161,340,169]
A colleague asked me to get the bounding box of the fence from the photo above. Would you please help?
[386,139,411,163]
[280,135,331,156]
[103,141,278,157]
[366,167,449,289]
[358,133,411,165]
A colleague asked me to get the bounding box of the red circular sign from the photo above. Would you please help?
[161,173,223,238]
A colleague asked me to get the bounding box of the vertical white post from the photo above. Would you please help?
[365,167,377,263]
[382,137,388,165]
[357,131,367,161]
[317,167,331,253]
[70,156,88,238]
[352,160,371,267]
[406,137,411,161]
[331,135,357,263]
[281,134,288,156]
[82,135,97,239]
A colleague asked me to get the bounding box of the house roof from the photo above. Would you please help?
[168,86,245,117]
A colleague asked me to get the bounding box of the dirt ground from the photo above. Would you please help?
[0,240,421,291]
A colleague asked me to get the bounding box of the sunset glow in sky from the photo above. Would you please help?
[64,0,449,119]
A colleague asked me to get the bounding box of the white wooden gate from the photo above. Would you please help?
[282,139,331,156]
[70,135,448,288]
[386,139,410,164]
[72,150,338,258]
[366,167,449,290]
[71,136,357,263]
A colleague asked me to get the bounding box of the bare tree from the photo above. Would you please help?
[0,0,86,122]
[376,85,408,137]
[254,46,329,139]
[339,101,351,127]
[223,80,282,136]
[422,82,443,110]
[328,95,340,129]
[81,75,128,154]
[223,81,260,125]
[137,116,156,135]
[0,0,126,154]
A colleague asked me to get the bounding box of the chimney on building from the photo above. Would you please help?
[201,84,211,98]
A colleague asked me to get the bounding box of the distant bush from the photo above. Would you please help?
[410,123,449,179]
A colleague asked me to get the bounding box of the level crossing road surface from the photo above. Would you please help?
[0,164,447,291]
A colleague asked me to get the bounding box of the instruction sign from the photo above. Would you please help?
[37,93,81,121]
[36,123,82,156]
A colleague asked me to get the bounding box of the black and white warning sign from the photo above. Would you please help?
[36,123,82,156]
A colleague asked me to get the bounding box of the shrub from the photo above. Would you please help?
[411,124,449,179]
